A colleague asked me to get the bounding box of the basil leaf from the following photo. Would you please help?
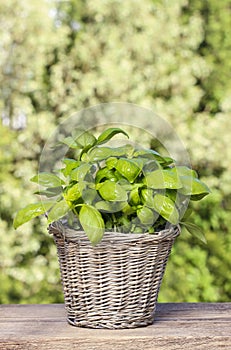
[129,186,141,206]
[142,160,160,173]
[137,206,156,225]
[122,204,136,215]
[47,200,70,223]
[181,208,193,220]
[97,180,128,201]
[141,188,156,208]
[31,172,64,188]
[134,149,174,165]
[79,204,105,246]
[61,159,80,177]
[134,149,162,158]
[115,158,143,182]
[105,157,118,169]
[165,189,177,202]
[64,183,82,202]
[13,201,55,228]
[75,131,97,148]
[97,128,129,145]
[88,145,134,162]
[70,164,91,181]
[171,166,198,178]
[144,169,182,189]
[95,201,127,213]
[34,186,63,197]
[181,221,207,244]
[95,167,117,184]
[179,176,210,198]
[81,188,98,204]
[152,194,179,225]
[87,147,113,161]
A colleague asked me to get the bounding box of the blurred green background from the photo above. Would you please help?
[0,0,230,304]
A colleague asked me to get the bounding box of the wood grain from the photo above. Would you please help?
[0,303,230,349]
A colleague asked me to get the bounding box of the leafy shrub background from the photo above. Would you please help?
[0,0,230,303]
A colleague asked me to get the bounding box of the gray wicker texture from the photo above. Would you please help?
[49,222,179,329]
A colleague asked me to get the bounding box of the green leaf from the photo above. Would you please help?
[122,204,136,215]
[47,200,70,223]
[171,166,198,178]
[190,193,210,201]
[179,176,210,199]
[137,206,156,225]
[165,189,177,202]
[75,131,97,148]
[97,180,128,201]
[181,221,207,244]
[162,156,175,166]
[134,148,162,159]
[31,172,64,188]
[141,188,156,208]
[129,186,141,206]
[64,183,82,202]
[181,208,193,221]
[34,186,63,197]
[117,216,132,232]
[134,149,174,165]
[87,147,113,161]
[105,157,118,169]
[88,145,134,162]
[152,194,179,225]
[95,167,117,184]
[115,158,143,182]
[97,127,129,145]
[61,159,80,177]
[118,179,135,191]
[70,164,91,181]
[79,204,105,246]
[95,201,127,213]
[82,188,98,204]
[142,160,160,173]
[13,201,55,229]
[144,169,182,189]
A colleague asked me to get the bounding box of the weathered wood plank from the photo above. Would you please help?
[0,303,230,349]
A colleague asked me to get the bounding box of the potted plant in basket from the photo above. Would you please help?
[14,127,210,329]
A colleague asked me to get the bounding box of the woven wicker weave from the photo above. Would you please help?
[49,222,180,329]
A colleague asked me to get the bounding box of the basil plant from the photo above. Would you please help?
[14,127,210,245]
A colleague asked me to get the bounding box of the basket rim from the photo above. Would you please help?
[49,221,180,245]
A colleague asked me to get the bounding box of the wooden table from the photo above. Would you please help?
[0,303,230,349]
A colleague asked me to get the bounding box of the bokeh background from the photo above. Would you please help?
[0,0,230,304]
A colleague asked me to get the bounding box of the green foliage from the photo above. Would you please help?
[79,204,105,246]
[14,128,209,245]
[0,0,230,303]
[13,202,55,229]
[183,0,231,114]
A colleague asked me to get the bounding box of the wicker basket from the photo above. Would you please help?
[49,222,180,329]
